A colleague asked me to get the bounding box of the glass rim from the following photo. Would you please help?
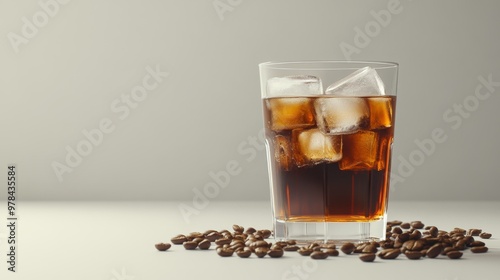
[259,60,398,71]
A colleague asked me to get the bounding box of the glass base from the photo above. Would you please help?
[273,215,387,245]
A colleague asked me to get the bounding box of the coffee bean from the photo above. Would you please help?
[453,227,466,234]
[359,253,376,262]
[392,227,403,234]
[426,244,443,258]
[379,240,394,249]
[155,243,171,251]
[340,242,355,254]
[205,232,222,242]
[441,247,458,256]
[471,246,488,253]
[170,234,187,245]
[310,251,328,259]
[198,239,211,250]
[244,227,256,234]
[404,251,422,260]
[446,251,463,259]
[275,241,288,248]
[215,237,231,246]
[410,230,422,240]
[378,249,401,259]
[469,241,486,247]
[297,247,313,256]
[467,228,482,236]
[308,242,321,249]
[254,247,268,258]
[400,222,411,229]
[216,247,234,257]
[462,235,474,246]
[454,239,467,250]
[188,232,204,239]
[260,229,272,239]
[203,229,217,236]
[411,221,425,229]
[232,224,244,233]
[283,245,300,252]
[236,247,252,258]
[324,248,339,256]
[362,244,378,254]
[479,232,492,239]
[388,220,403,226]
[268,248,284,258]
[192,237,204,244]
[183,241,198,250]
[322,244,336,249]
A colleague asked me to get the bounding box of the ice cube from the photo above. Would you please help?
[293,128,342,167]
[314,97,369,135]
[325,67,385,96]
[266,97,316,131]
[267,75,323,97]
[274,134,293,171]
[339,131,383,171]
[368,97,393,129]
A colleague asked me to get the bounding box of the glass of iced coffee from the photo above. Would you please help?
[259,61,398,244]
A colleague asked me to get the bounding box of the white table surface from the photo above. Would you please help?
[0,200,499,280]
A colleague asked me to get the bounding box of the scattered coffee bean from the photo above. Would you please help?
[362,244,378,254]
[471,246,488,253]
[469,241,485,247]
[216,247,234,257]
[400,222,411,229]
[183,241,198,250]
[410,221,425,229]
[426,244,443,258]
[245,227,256,234]
[468,228,482,236]
[232,224,244,233]
[283,245,300,252]
[198,239,211,250]
[340,242,355,254]
[405,251,422,260]
[215,237,231,246]
[441,247,458,256]
[254,247,268,258]
[297,247,313,256]
[324,248,339,256]
[310,251,328,259]
[155,243,171,251]
[378,249,401,260]
[388,220,403,226]
[446,250,463,259]
[479,232,492,239]
[268,248,284,258]
[236,247,252,258]
[205,232,222,242]
[359,253,376,262]
[170,234,187,245]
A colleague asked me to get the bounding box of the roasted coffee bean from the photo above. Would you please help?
[297,247,313,256]
[392,227,403,234]
[469,241,485,247]
[404,251,422,260]
[283,245,300,252]
[260,229,272,239]
[215,237,231,246]
[423,237,440,246]
[322,244,336,249]
[310,251,328,259]
[198,239,211,250]
[268,248,284,258]
[467,228,482,236]
[250,240,269,249]
[471,246,488,253]
[236,247,252,258]
[410,230,422,240]
[254,247,268,258]
[192,237,204,244]
[308,242,321,249]
[205,232,222,242]
[410,221,425,229]
[453,227,466,234]
[378,249,401,259]
[396,232,410,243]
[232,224,244,233]
[340,242,355,254]
[420,249,428,257]
[183,241,198,250]
[446,251,463,259]
[188,232,204,239]
[359,253,376,262]
[324,248,339,256]
[275,241,288,248]
[171,234,187,245]
[388,220,403,226]
[454,239,467,250]
[244,227,256,234]
[400,222,411,229]
[287,240,297,245]
[362,244,378,254]
[462,235,474,246]
[203,229,217,236]
[155,243,171,251]
[479,232,492,239]
[426,244,443,258]
[216,247,234,257]
[441,247,458,256]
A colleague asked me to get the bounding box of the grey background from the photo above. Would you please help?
[0,0,499,201]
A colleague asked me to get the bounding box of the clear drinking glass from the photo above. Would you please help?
[259,61,398,244]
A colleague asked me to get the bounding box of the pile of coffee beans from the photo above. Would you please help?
[155,221,491,262]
